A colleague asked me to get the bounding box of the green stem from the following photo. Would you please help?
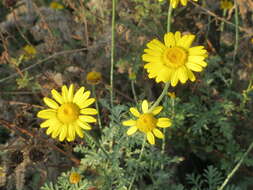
[128,137,146,190]
[92,85,102,131]
[148,82,170,112]
[131,80,138,105]
[217,140,253,190]
[110,0,116,107]
[166,2,173,33]
[83,131,110,159]
[220,9,227,32]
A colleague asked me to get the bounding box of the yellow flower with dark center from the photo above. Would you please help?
[37,84,97,142]
[86,71,102,85]
[23,45,37,60]
[220,0,233,10]
[158,0,198,8]
[50,2,64,10]
[142,31,208,86]
[69,172,81,184]
[122,100,172,145]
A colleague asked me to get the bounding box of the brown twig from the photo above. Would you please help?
[0,118,80,166]
[190,0,253,37]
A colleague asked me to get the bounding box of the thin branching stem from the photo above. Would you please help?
[128,137,146,190]
[131,80,138,105]
[110,0,116,107]
[83,131,110,159]
[92,85,102,131]
[217,140,253,190]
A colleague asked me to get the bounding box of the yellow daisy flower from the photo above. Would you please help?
[142,31,208,86]
[37,84,97,142]
[122,100,172,145]
[159,0,198,8]
[220,0,233,10]
[69,172,81,184]
[50,2,64,10]
[86,71,102,85]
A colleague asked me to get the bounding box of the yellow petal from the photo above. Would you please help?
[46,126,54,135]
[75,125,84,138]
[80,108,98,115]
[59,125,67,141]
[73,87,85,104]
[37,109,56,119]
[78,98,95,109]
[171,70,179,87]
[147,132,155,145]
[157,118,172,128]
[43,97,59,109]
[51,89,63,104]
[77,120,92,130]
[127,126,138,136]
[142,100,149,113]
[186,62,203,72]
[51,125,61,138]
[68,84,74,102]
[61,85,68,103]
[187,69,196,82]
[130,107,140,117]
[152,128,164,139]
[152,106,163,115]
[178,34,195,50]
[40,119,52,128]
[79,115,96,123]
[164,32,175,47]
[122,120,136,126]
[147,39,166,51]
[189,46,207,56]
[178,66,188,84]
[68,124,75,142]
[175,31,181,42]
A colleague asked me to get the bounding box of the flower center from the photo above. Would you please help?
[136,113,157,133]
[57,103,79,124]
[163,47,187,68]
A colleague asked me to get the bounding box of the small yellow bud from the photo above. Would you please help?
[168,92,176,99]
[69,172,81,184]
[86,71,102,85]
[50,2,64,10]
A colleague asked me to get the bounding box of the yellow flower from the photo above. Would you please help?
[159,0,198,8]
[69,172,81,184]
[50,2,64,10]
[251,38,253,44]
[86,71,102,85]
[220,0,233,10]
[142,31,208,86]
[37,84,97,142]
[23,45,37,60]
[168,92,176,98]
[122,100,172,145]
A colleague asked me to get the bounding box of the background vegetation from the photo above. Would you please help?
[0,0,253,189]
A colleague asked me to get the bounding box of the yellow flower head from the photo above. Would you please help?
[142,31,208,87]
[159,0,198,9]
[69,172,81,184]
[86,71,102,85]
[23,45,37,60]
[251,38,253,44]
[37,84,97,142]
[122,100,172,145]
[220,0,233,10]
[50,2,64,10]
